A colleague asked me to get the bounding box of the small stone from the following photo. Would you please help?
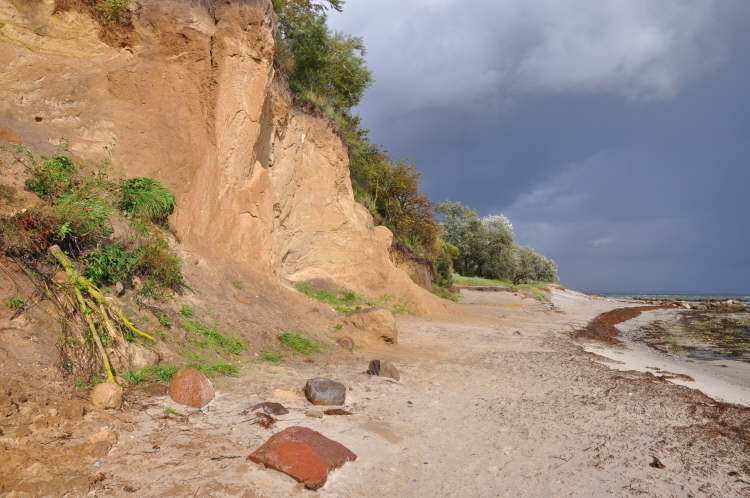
[168,368,214,408]
[336,336,355,352]
[247,426,357,490]
[305,409,324,418]
[115,282,125,296]
[91,382,123,410]
[304,378,346,406]
[323,408,352,416]
[253,402,289,416]
[366,360,400,381]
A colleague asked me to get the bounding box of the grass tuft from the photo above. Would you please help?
[278,332,320,355]
[122,365,178,385]
[119,177,175,223]
[260,350,283,364]
[183,319,245,355]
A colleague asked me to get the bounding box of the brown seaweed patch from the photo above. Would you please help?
[572,306,668,345]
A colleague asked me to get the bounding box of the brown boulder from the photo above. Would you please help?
[247,426,357,490]
[344,308,398,344]
[168,368,214,408]
[366,359,401,381]
[91,382,123,410]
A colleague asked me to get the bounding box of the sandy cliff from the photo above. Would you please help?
[0,0,445,313]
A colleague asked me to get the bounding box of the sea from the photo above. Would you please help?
[591,292,749,302]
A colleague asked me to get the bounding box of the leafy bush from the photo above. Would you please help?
[83,244,138,286]
[278,332,320,355]
[51,193,113,243]
[119,178,176,223]
[135,240,185,292]
[25,155,75,200]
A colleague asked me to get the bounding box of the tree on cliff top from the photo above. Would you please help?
[274,0,370,113]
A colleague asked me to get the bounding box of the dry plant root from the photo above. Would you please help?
[48,245,154,384]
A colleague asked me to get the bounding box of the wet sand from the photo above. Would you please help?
[585,308,750,406]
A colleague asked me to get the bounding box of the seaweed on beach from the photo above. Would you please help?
[640,312,750,362]
[571,306,667,345]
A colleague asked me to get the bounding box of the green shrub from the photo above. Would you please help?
[119,177,175,223]
[25,155,75,200]
[278,332,320,355]
[135,240,185,292]
[179,305,194,318]
[4,296,25,310]
[83,244,138,286]
[51,193,113,243]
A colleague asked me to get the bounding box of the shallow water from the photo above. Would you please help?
[639,312,750,362]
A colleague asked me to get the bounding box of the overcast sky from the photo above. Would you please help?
[328,0,750,294]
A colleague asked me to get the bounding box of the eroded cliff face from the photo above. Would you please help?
[0,0,445,313]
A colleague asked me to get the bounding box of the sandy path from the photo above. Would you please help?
[96,290,750,497]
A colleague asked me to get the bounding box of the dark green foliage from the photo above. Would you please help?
[83,244,138,286]
[119,177,176,223]
[438,201,559,283]
[276,0,369,113]
[25,155,75,200]
[278,332,320,355]
[513,246,558,284]
[3,146,186,298]
[434,241,458,289]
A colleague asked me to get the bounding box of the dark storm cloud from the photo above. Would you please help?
[329,1,750,293]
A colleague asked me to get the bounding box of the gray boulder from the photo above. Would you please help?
[304,378,346,405]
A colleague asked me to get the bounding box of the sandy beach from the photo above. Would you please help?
[6,287,748,496]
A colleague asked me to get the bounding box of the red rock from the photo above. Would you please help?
[247,426,357,490]
[167,368,214,408]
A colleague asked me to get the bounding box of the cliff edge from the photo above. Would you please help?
[0,0,446,314]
